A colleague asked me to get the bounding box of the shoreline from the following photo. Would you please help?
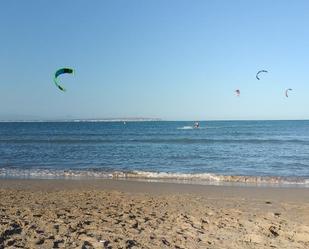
[0,178,308,202]
[1,168,308,188]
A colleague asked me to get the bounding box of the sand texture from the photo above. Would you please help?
[0,179,308,249]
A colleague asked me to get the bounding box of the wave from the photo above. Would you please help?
[177,126,210,130]
[1,138,309,145]
[177,126,194,130]
[116,171,309,186]
[0,168,308,186]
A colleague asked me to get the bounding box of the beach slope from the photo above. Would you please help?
[0,179,308,248]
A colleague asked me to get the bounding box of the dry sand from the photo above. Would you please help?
[0,179,308,249]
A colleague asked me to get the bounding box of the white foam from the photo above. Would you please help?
[0,168,308,187]
[177,126,194,130]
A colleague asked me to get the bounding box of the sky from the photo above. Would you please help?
[1,0,309,121]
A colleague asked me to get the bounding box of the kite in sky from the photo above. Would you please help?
[285,88,292,97]
[54,68,74,92]
[256,70,268,80]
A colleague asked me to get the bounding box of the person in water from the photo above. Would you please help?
[194,122,199,128]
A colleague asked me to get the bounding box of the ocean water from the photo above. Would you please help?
[0,120,309,186]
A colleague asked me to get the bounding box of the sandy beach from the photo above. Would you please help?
[0,179,308,249]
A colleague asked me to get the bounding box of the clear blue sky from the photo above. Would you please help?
[1,0,309,120]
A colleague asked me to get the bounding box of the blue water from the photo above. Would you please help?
[0,121,309,184]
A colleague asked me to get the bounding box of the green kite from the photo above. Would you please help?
[54,68,74,91]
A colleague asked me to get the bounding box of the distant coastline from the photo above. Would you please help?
[0,118,162,122]
[2,118,309,122]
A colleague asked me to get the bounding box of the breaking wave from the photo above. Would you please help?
[0,168,308,187]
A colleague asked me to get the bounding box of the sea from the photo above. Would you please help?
[0,120,309,187]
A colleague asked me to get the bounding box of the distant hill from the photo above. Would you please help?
[71,118,162,122]
[0,115,162,122]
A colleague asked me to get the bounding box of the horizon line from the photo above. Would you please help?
[1,118,309,122]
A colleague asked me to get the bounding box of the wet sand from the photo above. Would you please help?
[0,179,308,248]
